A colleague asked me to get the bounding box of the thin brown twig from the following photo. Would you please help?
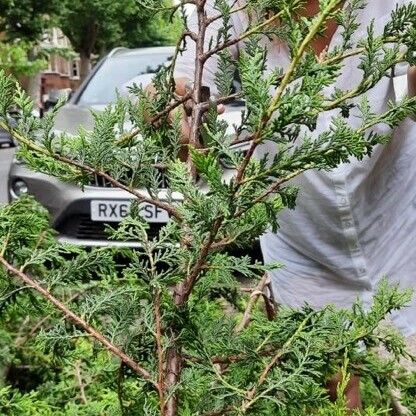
[0,120,181,221]
[203,10,285,62]
[186,0,209,178]
[239,311,315,412]
[0,255,159,392]
[116,92,193,147]
[74,360,88,405]
[235,274,269,333]
[206,1,247,25]
[154,288,166,414]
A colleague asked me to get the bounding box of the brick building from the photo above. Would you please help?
[40,28,82,102]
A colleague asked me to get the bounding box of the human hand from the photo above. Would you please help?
[171,78,225,144]
[326,373,362,413]
[146,78,225,159]
[407,66,416,98]
[170,78,225,160]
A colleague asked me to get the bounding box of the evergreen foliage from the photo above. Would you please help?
[1,0,416,414]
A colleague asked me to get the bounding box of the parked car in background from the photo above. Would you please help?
[0,127,14,148]
[8,46,249,252]
[43,88,73,112]
[47,46,175,135]
[0,112,18,148]
[8,47,176,246]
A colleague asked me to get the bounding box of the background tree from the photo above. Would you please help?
[0,0,61,102]
[0,41,46,78]
[57,0,178,81]
[0,0,60,42]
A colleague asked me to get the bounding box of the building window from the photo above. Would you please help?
[49,56,57,73]
[71,60,80,79]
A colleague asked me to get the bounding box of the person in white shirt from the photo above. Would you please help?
[172,0,416,412]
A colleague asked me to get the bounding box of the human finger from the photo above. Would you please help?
[174,77,191,96]
[217,103,225,114]
[408,66,416,98]
[169,105,191,143]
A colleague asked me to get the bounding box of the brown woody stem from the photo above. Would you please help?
[155,289,166,414]
[235,274,270,333]
[0,255,159,392]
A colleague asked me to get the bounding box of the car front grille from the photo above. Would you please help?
[56,214,162,241]
[90,170,169,188]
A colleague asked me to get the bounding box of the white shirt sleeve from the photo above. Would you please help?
[174,0,248,94]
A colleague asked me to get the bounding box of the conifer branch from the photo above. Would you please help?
[234,94,416,220]
[1,1,416,414]
[186,0,209,178]
[239,311,316,413]
[235,273,270,333]
[0,255,159,392]
[268,0,344,115]
[154,288,166,413]
[0,120,182,221]
[116,92,193,147]
[206,0,247,25]
[74,360,88,405]
[234,0,343,187]
[203,9,286,62]
[165,217,224,415]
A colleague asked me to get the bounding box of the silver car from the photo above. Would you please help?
[8,47,247,249]
[8,47,177,247]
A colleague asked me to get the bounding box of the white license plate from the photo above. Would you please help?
[90,200,169,223]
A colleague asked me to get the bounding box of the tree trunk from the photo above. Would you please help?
[80,52,92,82]
[164,286,188,416]
[26,48,42,111]
[26,72,42,108]
[164,347,181,416]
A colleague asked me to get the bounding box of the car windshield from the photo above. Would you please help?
[77,52,171,106]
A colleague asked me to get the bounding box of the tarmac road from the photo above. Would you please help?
[0,147,14,204]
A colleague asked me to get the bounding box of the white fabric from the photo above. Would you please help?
[174,0,416,336]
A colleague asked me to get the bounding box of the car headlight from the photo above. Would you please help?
[10,179,28,198]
